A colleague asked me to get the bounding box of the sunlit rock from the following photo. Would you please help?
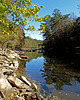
[20,76,31,87]
[9,60,19,69]
[31,82,38,90]
[0,72,13,93]
[7,76,32,91]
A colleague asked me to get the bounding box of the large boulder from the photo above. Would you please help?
[0,72,13,93]
[20,76,31,87]
[7,76,32,91]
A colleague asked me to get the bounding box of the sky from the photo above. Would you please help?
[25,0,80,40]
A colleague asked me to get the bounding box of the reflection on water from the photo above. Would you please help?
[25,52,80,100]
[41,56,80,92]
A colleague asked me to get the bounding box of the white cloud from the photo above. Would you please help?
[25,30,43,40]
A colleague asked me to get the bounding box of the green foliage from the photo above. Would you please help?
[6,27,25,49]
[23,36,43,49]
[0,0,44,34]
[43,9,80,54]
[0,0,44,50]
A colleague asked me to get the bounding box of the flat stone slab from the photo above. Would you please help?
[7,76,32,91]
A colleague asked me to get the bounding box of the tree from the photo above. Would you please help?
[0,0,44,33]
[0,0,45,50]
[42,9,77,55]
[6,26,25,50]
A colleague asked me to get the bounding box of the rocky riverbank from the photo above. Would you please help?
[0,49,45,100]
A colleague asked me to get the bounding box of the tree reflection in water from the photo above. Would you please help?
[41,55,80,91]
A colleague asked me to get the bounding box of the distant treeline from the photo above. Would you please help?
[42,9,80,56]
[6,36,43,50]
[0,20,43,50]
[23,36,43,49]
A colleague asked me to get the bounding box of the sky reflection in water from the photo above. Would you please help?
[26,55,80,99]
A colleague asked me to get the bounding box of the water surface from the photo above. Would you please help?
[25,53,80,100]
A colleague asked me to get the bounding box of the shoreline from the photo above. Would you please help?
[0,49,44,100]
[0,49,57,100]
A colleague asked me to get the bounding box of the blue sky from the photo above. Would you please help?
[25,0,80,40]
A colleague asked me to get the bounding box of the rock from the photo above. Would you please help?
[1,69,14,77]
[0,49,44,100]
[13,60,19,68]
[3,71,13,76]
[0,60,9,67]
[39,94,44,100]
[4,63,9,67]
[2,69,13,73]
[31,82,38,90]
[0,56,10,64]
[21,92,32,97]
[20,76,37,90]
[31,93,37,99]
[19,88,32,93]
[8,53,16,58]
[0,48,2,51]
[0,62,3,66]
[4,50,20,59]
[13,95,25,100]
[0,90,5,99]
[20,76,31,87]
[20,56,27,60]
[0,72,13,93]
[9,60,19,69]
[7,76,32,91]
[8,63,14,69]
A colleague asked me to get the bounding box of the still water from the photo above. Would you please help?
[25,53,80,100]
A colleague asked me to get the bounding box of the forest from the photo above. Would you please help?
[23,36,43,49]
[42,9,80,56]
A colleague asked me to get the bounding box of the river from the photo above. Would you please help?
[22,51,80,100]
